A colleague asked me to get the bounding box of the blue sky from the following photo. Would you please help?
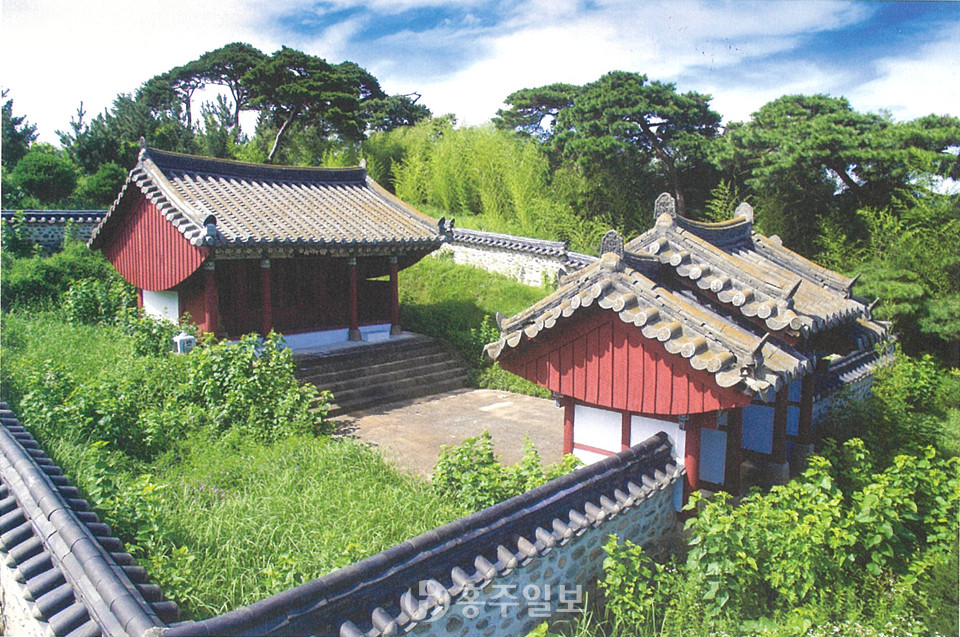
[2,0,958,144]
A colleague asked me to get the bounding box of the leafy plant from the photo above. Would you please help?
[432,431,581,511]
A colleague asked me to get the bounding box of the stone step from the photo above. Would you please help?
[303,353,454,391]
[323,375,471,417]
[296,333,470,416]
[296,335,440,371]
[330,367,468,405]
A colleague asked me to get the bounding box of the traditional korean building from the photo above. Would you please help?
[89,147,447,345]
[485,194,889,502]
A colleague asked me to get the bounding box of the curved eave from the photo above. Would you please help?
[484,254,810,400]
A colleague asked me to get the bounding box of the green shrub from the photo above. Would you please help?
[432,431,581,511]
[64,277,135,325]
[1,242,122,311]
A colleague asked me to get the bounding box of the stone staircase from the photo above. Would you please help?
[295,334,471,416]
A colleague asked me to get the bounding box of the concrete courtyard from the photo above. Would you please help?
[331,389,564,476]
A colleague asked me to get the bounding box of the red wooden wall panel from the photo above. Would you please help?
[98,191,208,291]
[500,309,752,416]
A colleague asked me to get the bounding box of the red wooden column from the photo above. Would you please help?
[621,412,631,450]
[347,256,361,341]
[798,374,815,446]
[724,408,743,495]
[683,415,701,501]
[389,256,401,336]
[562,398,574,455]
[203,261,218,336]
[136,288,144,310]
[772,385,788,465]
[261,257,273,336]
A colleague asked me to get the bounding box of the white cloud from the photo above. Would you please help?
[848,21,960,120]
[402,0,876,125]
[1,0,285,142]
[2,0,952,148]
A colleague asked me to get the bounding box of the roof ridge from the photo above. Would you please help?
[142,147,368,183]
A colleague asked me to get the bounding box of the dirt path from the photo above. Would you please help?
[331,389,564,476]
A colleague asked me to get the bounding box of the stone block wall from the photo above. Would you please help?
[403,471,678,637]
[1,211,105,253]
[440,228,596,287]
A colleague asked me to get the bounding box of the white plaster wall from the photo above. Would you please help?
[143,290,180,322]
[573,405,621,459]
[630,415,684,464]
[437,244,565,287]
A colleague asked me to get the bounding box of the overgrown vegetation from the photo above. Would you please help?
[0,246,471,618]
[533,351,959,637]
[398,252,552,397]
[432,431,581,511]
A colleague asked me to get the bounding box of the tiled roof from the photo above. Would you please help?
[627,205,868,336]
[89,148,445,252]
[485,252,811,399]
[0,404,178,637]
[815,343,895,399]
[163,433,682,637]
[2,210,106,224]
[451,227,568,257]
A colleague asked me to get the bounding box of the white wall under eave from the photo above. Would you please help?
[143,290,179,323]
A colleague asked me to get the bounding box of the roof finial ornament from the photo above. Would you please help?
[781,278,802,300]
[845,273,861,298]
[654,192,676,220]
[741,332,770,374]
[139,136,146,149]
[359,158,367,170]
[735,202,754,222]
[599,229,624,258]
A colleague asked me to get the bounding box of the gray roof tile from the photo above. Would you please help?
[485,252,811,399]
[89,148,445,253]
[0,404,179,637]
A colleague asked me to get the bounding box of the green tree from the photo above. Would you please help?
[194,42,267,139]
[244,47,385,161]
[362,93,431,132]
[494,83,579,141]
[2,92,38,168]
[718,95,960,252]
[77,161,127,205]
[554,71,721,215]
[10,148,79,204]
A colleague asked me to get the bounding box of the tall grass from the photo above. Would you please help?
[386,122,607,253]
[399,254,552,397]
[1,313,467,619]
[153,435,466,617]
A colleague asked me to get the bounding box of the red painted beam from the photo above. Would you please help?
[562,399,574,455]
[204,262,218,336]
[683,416,701,502]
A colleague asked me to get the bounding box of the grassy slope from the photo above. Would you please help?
[398,252,553,396]
[1,313,466,618]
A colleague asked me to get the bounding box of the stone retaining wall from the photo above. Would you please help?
[441,228,596,287]
[1,211,105,253]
